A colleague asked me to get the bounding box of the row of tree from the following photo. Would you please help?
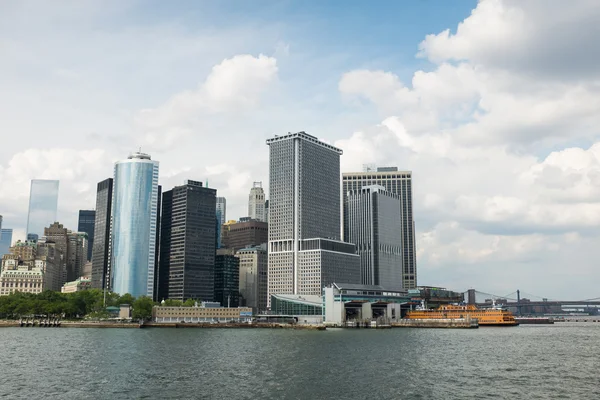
[0,289,155,320]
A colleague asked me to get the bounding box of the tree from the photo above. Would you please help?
[132,296,154,321]
[183,298,197,307]
[117,293,135,306]
[163,299,183,307]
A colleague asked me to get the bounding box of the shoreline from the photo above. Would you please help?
[0,320,326,330]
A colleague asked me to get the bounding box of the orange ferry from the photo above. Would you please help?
[405,301,519,326]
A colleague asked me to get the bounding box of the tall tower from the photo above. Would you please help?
[342,167,417,289]
[26,179,59,241]
[215,197,226,225]
[91,178,113,290]
[159,180,216,302]
[111,152,159,298]
[248,182,266,222]
[345,185,403,290]
[77,210,95,261]
[267,132,360,303]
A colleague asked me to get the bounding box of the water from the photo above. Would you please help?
[1,324,597,399]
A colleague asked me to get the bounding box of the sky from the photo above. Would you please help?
[2,0,600,299]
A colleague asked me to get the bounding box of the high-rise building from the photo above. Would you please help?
[264,200,269,223]
[91,178,113,290]
[159,180,216,302]
[111,152,159,298]
[77,210,95,261]
[345,185,403,290]
[221,219,268,252]
[214,249,239,307]
[266,132,360,303]
[248,182,266,222]
[0,228,13,258]
[342,167,417,289]
[216,197,226,225]
[236,244,268,313]
[43,222,85,282]
[26,179,59,240]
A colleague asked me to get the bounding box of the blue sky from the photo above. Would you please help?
[2,0,600,298]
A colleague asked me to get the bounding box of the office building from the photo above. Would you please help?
[266,132,360,304]
[221,219,268,252]
[248,182,266,222]
[343,167,417,289]
[159,180,216,302]
[0,264,45,296]
[264,200,269,223]
[236,244,268,313]
[216,197,226,225]
[0,228,12,258]
[61,277,92,293]
[77,210,95,261]
[43,222,85,283]
[26,179,59,240]
[111,152,160,298]
[214,249,239,307]
[345,185,403,290]
[153,304,252,323]
[91,178,113,290]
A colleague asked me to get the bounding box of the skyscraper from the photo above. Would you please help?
[0,229,13,258]
[111,152,159,298]
[91,178,113,290]
[345,185,403,290]
[216,197,226,225]
[77,210,95,261]
[26,179,59,240]
[214,249,240,307]
[236,244,268,313]
[248,182,266,222]
[342,167,417,289]
[159,180,216,302]
[267,132,360,303]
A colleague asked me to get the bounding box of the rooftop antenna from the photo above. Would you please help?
[205,179,208,188]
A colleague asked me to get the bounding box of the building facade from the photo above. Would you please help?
[91,178,113,290]
[111,152,160,298]
[43,222,86,283]
[342,167,417,289]
[345,185,403,290]
[0,228,13,258]
[77,210,95,261]
[236,244,268,313]
[61,277,92,293]
[0,264,45,296]
[26,179,59,241]
[248,182,266,222]
[221,219,268,252]
[216,197,226,226]
[266,132,360,304]
[214,250,240,307]
[159,180,216,302]
[152,304,252,323]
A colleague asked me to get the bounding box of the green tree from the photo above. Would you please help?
[163,299,183,307]
[183,298,197,307]
[117,293,135,306]
[132,296,155,321]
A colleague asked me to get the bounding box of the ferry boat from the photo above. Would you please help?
[405,300,519,326]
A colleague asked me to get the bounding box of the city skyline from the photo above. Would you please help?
[1,0,599,298]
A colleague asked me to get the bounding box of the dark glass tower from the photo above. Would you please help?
[91,178,113,290]
[214,252,240,307]
[159,180,216,301]
[78,210,95,261]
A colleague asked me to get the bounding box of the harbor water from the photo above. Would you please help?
[1,323,598,399]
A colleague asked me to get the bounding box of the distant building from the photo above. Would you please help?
[216,197,226,226]
[345,185,403,290]
[152,304,252,323]
[0,264,45,296]
[91,178,113,291]
[221,219,268,252]
[236,244,268,313]
[77,210,95,261]
[0,228,13,258]
[214,249,239,307]
[248,182,266,222]
[343,167,417,289]
[266,132,360,304]
[61,277,92,293]
[264,200,269,223]
[26,179,59,240]
[44,222,86,282]
[111,152,160,298]
[159,180,216,302]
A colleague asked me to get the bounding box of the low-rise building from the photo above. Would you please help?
[0,264,45,296]
[61,277,92,293]
[152,303,252,323]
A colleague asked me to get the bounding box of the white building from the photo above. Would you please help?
[248,182,266,222]
[266,132,360,306]
[0,264,45,296]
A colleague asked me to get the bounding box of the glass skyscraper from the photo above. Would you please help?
[78,210,95,261]
[91,178,113,290]
[111,152,159,298]
[26,179,59,240]
[0,228,12,257]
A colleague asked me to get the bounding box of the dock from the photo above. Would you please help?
[392,318,479,329]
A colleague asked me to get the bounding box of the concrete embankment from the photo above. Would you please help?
[0,320,325,330]
[392,318,479,329]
